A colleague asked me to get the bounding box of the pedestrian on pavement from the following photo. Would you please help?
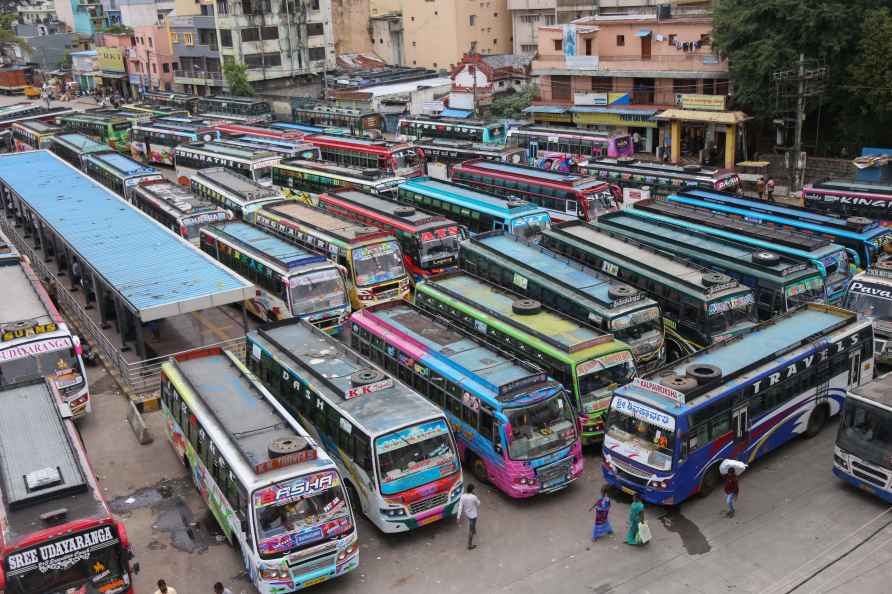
[625,493,646,545]
[213,582,233,594]
[632,131,641,152]
[589,484,614,541]
[724,467,739,518]
[756,176,766,201]
[154,579,177,594]
[766,177,776,202]
[457,483,480,550]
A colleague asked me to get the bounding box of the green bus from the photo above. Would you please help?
[415,271,636,443]
[58,112,132,153]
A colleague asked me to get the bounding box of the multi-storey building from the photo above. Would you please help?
[17,0,56,24]
[128,24,177,92]
[508,0,596,55]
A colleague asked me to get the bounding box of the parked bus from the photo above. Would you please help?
[834,372,892,502]
[197,95,272,122]
[416,271,636,443]
[142,90,201,114]
[398,116,506,144]
[0,106,75,131]
[291,101,382,135]
[507,125,634,163]
[0,379,138,594]
[415,138,527,177]
[595,210,827,321]
[317,189,463,279]
[48,132,108,168]
[541,220,758,358]
[218,135,320,160]
[254,201,411,309]
[459,232,665,373]
[120,103,189,118]
[804,179,892,224]
[396,177,552,239]
[247,319,463,531]
[81,150,163,201]
[11,119,62,151]
[173,142,282,186]
[667,189,892,270]
[130,178,231,242]
[305,134,425,178]
[578,159,741,197]
[351,300,584,496]
[190,166,283,223]
[272,122,347,136]
[160,347,359,592]
[452,159,620,221]
[603,303,873,505]
[843,265,892,366]
[631,199,855,304]
[200,222,350,331]
[58,112,132,152]
[0,235,90,417]
[273,159,404,200]
[215,122,306,141]
[130,118,217,166]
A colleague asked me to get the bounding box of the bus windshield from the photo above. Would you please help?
[604,396,675,471]
[706,294,757,338]
[352,241,405,287]
[392,149,421,176]
[578,355,635,409]
[419,226,462,266]
[821,251,851,287]
[6,535,125,594]
[785,275,826,309]
[511,213,550,240]
[838,399,892,468]
[506,393,577,460]
[255,166,272,184]
[375,418,460,495]
[254,470,353,559]
[610,307,662,357]
[289,268,348,315]
[585,188,617,220]
[0,340,84,389]
[844,283,892,322]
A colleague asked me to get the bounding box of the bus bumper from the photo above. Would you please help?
[833,466,892,503]
[582,417,606,445]
[602,460,674,505]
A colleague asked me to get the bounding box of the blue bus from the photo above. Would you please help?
[667,190,892,269]
[595,210,826,321]
[631,199,854,304]
[350,300,584,498]
[270,122,350,136]
[396,177,551,240]
[603,303,874,506]
[219,135,321,160]
[397,116,507,144]
[80,150,163,201]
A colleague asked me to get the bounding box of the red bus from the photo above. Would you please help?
[803,179,892,224]
[451,158,621,222]
[304,134,425,178]
[0,379,138,594]
[318,189,463,278]
[213,122,306,141]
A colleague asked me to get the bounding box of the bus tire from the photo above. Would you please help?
[805,404,829,438]
[698,464,721,496]
[467,452,489,484]
[345,482,364,519]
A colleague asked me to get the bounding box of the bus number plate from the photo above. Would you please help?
[304,576,329,587]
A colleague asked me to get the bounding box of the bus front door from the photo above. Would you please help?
[529,141,539,164]
[849,351,862,386]
[732,405,750,445]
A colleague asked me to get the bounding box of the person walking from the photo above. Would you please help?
[154,579,177,594]
[632,131,641,153]
[756,176,766,201]
[589,484,614,541]
[625,493,646,545]
[457,483,481,550]
[766,177,776,202]
[724,467,739,518]
[213,582,233,594]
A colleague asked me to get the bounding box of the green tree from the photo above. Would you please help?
[0,13,32,57]
[223,62,255,96]
[102,24,134,35]
[849,8,892,119]
[488,84,538,119]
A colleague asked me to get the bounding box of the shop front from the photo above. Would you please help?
[569,107,659,153]
[522,105,574,125]
[655,101,749,170]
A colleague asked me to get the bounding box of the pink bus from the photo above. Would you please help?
[507,125,633,170]
[350,300,584,498]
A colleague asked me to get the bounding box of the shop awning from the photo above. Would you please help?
[655,108,751,125]
[522,105,568,114]
[440,108,472,118]
[635,29,652,37]
[94,71,127,79]
[569,106,659,117]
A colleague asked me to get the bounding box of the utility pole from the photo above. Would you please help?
[792,54,805,192]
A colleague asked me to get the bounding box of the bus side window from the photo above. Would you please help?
[447,392,463,419]
[354,432,372,473]
[197,428,209,465]
[479,408,494,442]
[338,418,354,458]
[709,413,731,439]
[462,402,479,429]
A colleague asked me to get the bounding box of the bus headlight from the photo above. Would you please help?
[260,566,289,580]
[833,452,849,470]
[379,507,407,517]
[338,541,359,561]
[449,481,463,499]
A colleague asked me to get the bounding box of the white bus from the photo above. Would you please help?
[173,141,282,187]
[190,166,283,223]
[272,159,404,202]
[0,233,90,417]
[200,222,351,333]
[160,347,359,592]
[247,319,464,533]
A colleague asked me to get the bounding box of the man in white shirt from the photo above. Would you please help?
[154,579,177,594]
[456,483,481,550]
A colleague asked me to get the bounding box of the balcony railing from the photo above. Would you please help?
[174,70,223,83]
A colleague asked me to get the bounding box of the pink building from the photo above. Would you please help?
[127,25,177,94]
[96,32,135,98]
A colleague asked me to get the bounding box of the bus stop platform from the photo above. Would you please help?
[0,150,255,396]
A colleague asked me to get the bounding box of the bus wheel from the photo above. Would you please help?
[346,482,365,519]
[470,455,489,484]
[698,465,721,496]
[805,404,829,438]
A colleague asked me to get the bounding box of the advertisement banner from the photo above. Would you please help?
[680,94,727,112]
[97,47,125,73]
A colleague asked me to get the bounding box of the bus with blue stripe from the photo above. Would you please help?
[397,116,506,144]
[246,319,463,533]
[270,122,350,136]
[603,303,874,506]
[396,177,551,240]
[666,190,892,269]
[350,300,584,498]
[218,135,321,161]
[631,199,854,304]
[834,372,892,503]
[804,179,892,225]
[595,210,826,321]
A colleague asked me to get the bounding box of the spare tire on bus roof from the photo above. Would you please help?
[351,368,386,387]
[506,199,528,208]
[701,272,733,287]
[608,285,638,300]
[685,363,723,382]
[617,156,634,164]
[393,206,416,217]
[751,250,780,265]
[268,435,309,459]
[847,216,873,228]
[659,374,698,393]
[512,298,542,315]
[683,164,701,173]
[876,259,892,270]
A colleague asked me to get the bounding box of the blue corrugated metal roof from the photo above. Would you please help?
[569,106,659,117]
[522,106,568,114]
[439,108,473,118]
[89,151,158,177]
[0,151,253,321]
[211,222,327,270]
